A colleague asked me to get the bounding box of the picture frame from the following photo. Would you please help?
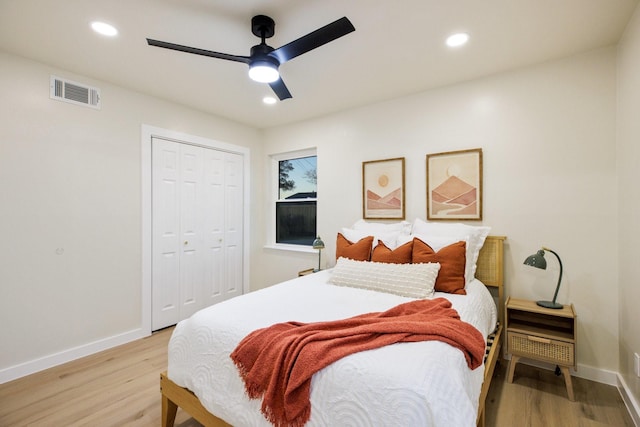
[426,148,482,220]
[362,157,405,220]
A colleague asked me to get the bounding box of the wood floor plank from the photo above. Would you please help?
[0,327,634,426]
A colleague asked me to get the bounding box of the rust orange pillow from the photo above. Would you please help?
[336,233,374,261]
[371,240,413,264]
[412,238,467,294]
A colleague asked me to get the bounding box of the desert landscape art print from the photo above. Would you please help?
[426,148,482,220]
[362,157,405,219]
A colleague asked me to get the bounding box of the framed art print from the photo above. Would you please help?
[362,157,405,219]
[426,148,482,220]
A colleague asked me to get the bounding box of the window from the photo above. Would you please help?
[274,152,317,246]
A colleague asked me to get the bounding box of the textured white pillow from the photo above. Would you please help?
[411,219,490,284]
[329,257,440,299]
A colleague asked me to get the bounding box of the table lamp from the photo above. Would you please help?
[523,247,563,309]
[312,236,325,272]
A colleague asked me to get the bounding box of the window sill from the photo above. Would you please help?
[264,244,317,254]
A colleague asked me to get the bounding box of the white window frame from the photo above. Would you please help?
[265,148,317,253]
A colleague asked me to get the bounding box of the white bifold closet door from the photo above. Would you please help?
[152,137,243,331]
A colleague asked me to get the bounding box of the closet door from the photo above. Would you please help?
[152,138,182,329]
[201,150,244,306]
[151,138,243,330]
[176,143,205,321]
[223,153,244,299]
[201,149,225,306]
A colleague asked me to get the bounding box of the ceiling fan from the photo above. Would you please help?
[147,15,355,101]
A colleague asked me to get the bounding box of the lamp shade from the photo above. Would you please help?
[312,236,325,250]
[523,247,563,309]
[523,250,547,270]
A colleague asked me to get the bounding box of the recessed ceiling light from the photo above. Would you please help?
[446,32,469,48]
[91,21,118,37]
[263,96,277,105]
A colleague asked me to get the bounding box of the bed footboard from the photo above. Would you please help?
[160,372,230,427]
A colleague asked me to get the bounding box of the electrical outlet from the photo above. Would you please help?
[634,353,640,377]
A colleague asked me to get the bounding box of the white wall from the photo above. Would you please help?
[262,47,620,377]
[617,4,640,414]
[0,52,262,381]
[0,39,630,388]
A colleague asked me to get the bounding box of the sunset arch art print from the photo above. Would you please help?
[362,157,405,219]
[426,148,482,220]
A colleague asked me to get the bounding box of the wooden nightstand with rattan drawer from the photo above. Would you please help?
[505,296,577,401]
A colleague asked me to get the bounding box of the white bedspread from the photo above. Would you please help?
[168,269,497,427]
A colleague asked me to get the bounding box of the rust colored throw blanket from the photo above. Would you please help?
[230,298,486,427]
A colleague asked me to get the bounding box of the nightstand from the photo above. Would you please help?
[505,296,577,401]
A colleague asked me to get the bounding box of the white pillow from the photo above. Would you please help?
[411,219,490,284]
[329,257,440,299]
[352,219,412,236]
[341,227,400,249]
[397,233,469,253]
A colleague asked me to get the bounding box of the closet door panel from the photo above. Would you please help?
[202,149,225,305]
[151,138,181,330]
[178,144,205,320]
[224,153,244,296]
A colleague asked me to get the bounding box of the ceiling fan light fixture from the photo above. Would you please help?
[248,61,279,83]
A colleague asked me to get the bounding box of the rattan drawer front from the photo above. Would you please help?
[508,332,574,365]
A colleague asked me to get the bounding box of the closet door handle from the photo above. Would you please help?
[184,241,189,245]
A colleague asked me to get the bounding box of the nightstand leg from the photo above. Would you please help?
[560,366,575,401]
[507,355,520,383]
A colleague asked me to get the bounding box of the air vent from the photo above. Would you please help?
[50,76,101,109]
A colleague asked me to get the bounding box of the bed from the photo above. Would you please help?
[161,234,505,427]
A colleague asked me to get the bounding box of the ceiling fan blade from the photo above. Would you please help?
[269,78,292,100]
[270,17,355,64]
[147,38,250,64]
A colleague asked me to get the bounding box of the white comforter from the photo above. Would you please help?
[168,270,497,427]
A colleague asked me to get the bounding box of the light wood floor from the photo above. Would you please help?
[486,361,635,427]
[0,328,634,427]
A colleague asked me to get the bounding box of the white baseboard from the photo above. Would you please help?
[573,362,619,386]
[0,328,149,384]
[504,354,619,385]
[618,374,640,427]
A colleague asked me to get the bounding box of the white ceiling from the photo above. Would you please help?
[0,0,637,129]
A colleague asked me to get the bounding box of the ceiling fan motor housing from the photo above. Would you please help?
[248,43,280,82]
[250,43,280,77]
[250,43,278,65]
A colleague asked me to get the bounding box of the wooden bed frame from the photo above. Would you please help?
[161,236,506,427]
